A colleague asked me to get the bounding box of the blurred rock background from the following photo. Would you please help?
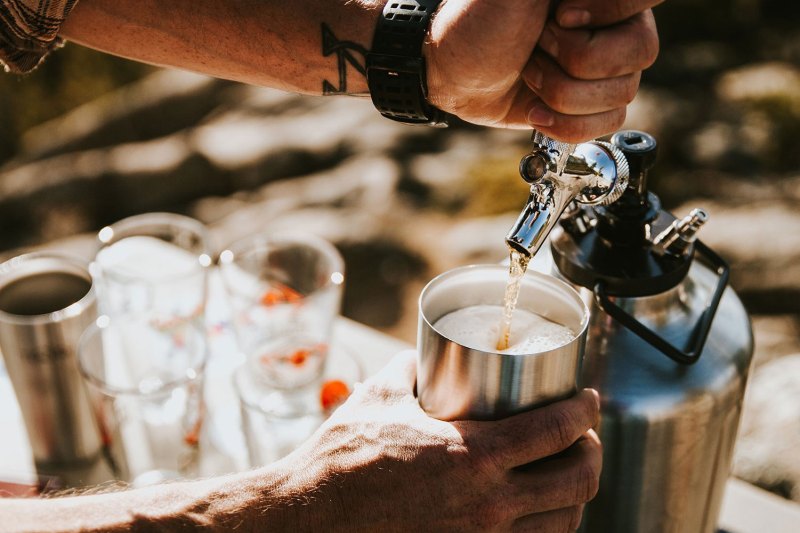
[0,0,798,502]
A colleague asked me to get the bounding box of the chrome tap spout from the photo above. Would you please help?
[506,179,581,256]
[506,137,630,257]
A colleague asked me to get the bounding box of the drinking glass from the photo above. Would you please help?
[78,316,206,486]
[234,345,360,467]
[235,365,324,467]
[92,213,212,333]
[219,233,344,389]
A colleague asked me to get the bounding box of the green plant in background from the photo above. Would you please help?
[462,156,530,217]
[0,45,151,164]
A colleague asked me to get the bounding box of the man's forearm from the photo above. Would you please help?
[60,0,383,96]
[1,465,302,532]
[57,0,659,137]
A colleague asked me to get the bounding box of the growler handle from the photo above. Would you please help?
[593,240,730,365]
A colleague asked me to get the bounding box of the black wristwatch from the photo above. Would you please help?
[366,0,450,127]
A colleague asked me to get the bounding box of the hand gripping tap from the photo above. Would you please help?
[505,131,631,257]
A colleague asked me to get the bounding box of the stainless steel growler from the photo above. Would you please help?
[538,131,754,533]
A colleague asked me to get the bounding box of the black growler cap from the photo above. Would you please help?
[611,130,658,190]
[551,130,692,297]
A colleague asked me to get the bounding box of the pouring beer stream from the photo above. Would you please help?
[497,131,630,350]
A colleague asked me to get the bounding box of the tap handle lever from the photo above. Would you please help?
[531,130,576,175]
[520,131,576,184]
[522,132,629,205]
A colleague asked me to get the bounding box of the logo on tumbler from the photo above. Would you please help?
[24,343,70,363]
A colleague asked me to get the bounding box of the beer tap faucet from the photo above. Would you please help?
[505,131,630,257]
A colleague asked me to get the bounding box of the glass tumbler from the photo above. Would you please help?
[92,213,212,335]
[78,316,206,486]
[234,344,361,467]
[235,365,324,467]
[219,233,344,389]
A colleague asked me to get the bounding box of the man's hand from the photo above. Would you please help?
[0,351,600,532]
[425,0,663,141]
[280,351,602,532]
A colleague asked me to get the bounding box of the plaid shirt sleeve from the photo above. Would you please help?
[0,0,79,74]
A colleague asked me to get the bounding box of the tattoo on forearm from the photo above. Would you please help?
[321,23,368,95]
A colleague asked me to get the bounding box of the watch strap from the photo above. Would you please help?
[366,0,449,126]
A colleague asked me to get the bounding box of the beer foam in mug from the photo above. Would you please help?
[433,304,574,354]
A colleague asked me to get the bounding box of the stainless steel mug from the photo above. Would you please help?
[0,253,102,471]
[417,264,589,420]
